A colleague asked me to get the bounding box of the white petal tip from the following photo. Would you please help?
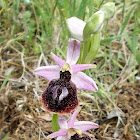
[66,17,86,41]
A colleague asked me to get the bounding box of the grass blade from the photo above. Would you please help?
[0,70,13,92]
[122,0,126,23]
[76,0,88,19]
[101,35,124,43]
[2,132,9,140]
[120,6,135,34]
[124,32,133,53]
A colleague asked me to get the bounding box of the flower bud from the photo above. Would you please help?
[66,17,86,41]
[83,11,105,41]
[100,2,116,19]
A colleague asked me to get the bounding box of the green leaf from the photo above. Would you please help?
[52,114,60,132]
[81,36,91,63]
[85,33,100,63]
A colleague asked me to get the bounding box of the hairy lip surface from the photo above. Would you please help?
[42,71,78,114]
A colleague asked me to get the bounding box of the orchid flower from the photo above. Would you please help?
[34,39,98,114]
[47,108,99,140]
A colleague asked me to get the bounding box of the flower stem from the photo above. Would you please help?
[52,113,60,132]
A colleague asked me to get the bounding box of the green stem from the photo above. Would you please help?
[81,39,90,64]
[52,113,60,132]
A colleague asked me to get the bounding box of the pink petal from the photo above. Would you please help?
[56,136,67,140]
[58,117,68,129]
[68,108,81,128]
[51,52,66,67]
[47,129,67,138]
[74,121,99,132]
[71,64,96,74]
[66,39,81,65]
[34,65,60,81]
[71,72,98,92]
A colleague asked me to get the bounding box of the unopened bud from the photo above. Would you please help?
[83,11,105,41]
[100,2,116,19]
[66,17,86,41]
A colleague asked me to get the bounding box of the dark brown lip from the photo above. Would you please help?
[42,71,78,114]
